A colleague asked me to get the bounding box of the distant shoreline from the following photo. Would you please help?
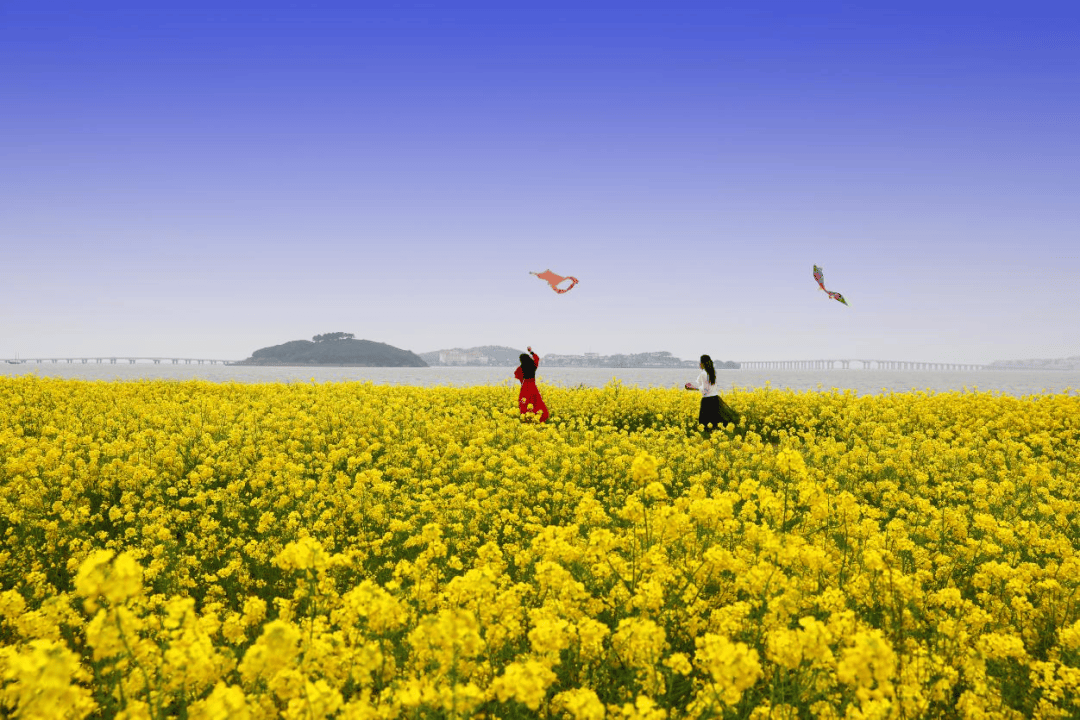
[228,362,738,369]
[231,362,430,368]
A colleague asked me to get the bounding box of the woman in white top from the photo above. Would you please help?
[684,354,739,430]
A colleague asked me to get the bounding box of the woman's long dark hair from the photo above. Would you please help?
[700,355,716,385]
[519,353,536,378]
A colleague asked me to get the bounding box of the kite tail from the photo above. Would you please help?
[553,276,578,294]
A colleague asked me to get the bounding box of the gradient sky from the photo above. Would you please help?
[3,1,1078,364]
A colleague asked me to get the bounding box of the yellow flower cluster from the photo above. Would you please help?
[1,375,1079,718]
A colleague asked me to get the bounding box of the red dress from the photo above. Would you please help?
[514,352,550,422]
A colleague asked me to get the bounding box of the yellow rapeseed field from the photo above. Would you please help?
[1,375,1079,719]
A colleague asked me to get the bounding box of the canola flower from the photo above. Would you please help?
[1,375,1079,718]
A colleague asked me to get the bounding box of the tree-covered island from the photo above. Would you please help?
[237,333,428,367]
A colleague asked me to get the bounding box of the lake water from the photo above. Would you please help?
[2,363,1077,397]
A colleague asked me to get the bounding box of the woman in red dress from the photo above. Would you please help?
[514,346,549,422]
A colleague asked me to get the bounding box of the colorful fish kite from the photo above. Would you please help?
[813,265,848,305]
[531,269,579,294]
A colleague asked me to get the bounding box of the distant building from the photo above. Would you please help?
[439,350,490,365]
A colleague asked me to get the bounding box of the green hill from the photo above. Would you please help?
[240,338,428,367]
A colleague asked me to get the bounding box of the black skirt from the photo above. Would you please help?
[699,395,739,429]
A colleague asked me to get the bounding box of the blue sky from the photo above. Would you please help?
[2,1,1078,364]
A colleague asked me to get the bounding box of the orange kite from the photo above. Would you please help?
[530,269,579,294]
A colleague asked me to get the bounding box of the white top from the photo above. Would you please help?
[694,370,719,398]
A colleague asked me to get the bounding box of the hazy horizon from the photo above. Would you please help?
[3,2,1078,365]
[4,338,1078,366]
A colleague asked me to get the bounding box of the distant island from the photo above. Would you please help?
[420,345,740,369]
[237,333,427,367]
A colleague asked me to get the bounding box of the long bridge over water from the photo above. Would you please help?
[3,357,236,365]
[738,359,994,371]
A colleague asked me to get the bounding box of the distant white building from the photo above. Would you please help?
[440,350,466,364]
[439,350,490,365]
